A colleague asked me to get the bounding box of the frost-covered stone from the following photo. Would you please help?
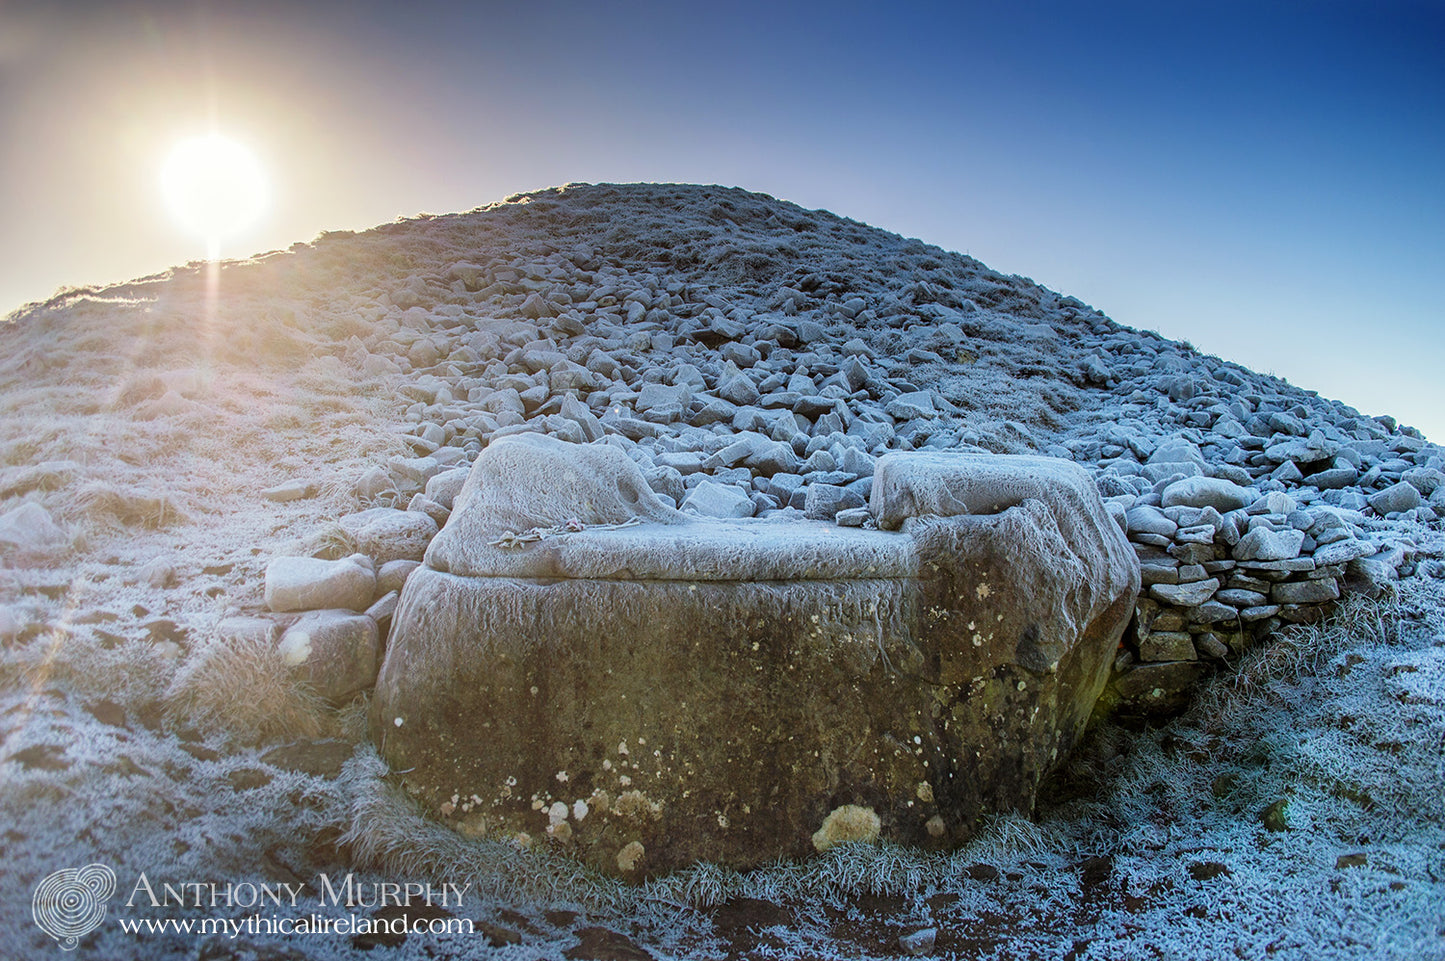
[264,556,376,613]
[338,507,439,564]
[1311,539,1374,566]
[884,390,936,421]
[1271,579,1340,604]
[1233,527,1305,562]
[277,610,380,703]
[0,502,67,555]
[372,437,1137,874]
[1149,578,1219,607]
[681,480,754,518]
[1160,476,1255,512]
[804,484,865,520]
[424,467,471,511]
[1368,481,1422,515]
[1126,505,1177,538]
[261,480,313,503]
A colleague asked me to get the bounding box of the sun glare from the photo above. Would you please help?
[160,134,268,259]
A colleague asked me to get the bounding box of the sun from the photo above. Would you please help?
[160,134,268,259]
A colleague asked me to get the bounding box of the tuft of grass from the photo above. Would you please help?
[164,630,329,744]
[73,482,190,529]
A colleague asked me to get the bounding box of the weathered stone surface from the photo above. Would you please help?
[1110,661,1208,715]
[264,555,375,613]
[1138,630,1196,662]
[1160,476,1255,512]
[1126,505,1177,538]
[1271,578,1341,605]
[372,436,1138,875]
[680,480,754,518]
[277,610,380,702]
[1368,481,1422,516]
[338,508,439,564]
[1233,527,1305,562]
[1149,578,1219,607]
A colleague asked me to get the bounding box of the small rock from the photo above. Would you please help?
[1271,578,1340,604]
[261,480,313,503]
[1368,481,1422,515]
[885,390,937,421]
[835,507,871,527]
[1149,578,1220,607]
[0,502,67,555]
[377,559,421,593]
[680,480,753,518]
[265,556,376,613]
[1195,632,1230,659]
[898,927,938,956]
[1335,852,1368,870]
[1138,630,1196,662]
[277,610,381,703]
[1311,538,1374,566]
[141,559,176,589]
[338,508,439,564]
[424,467,471,510]
[366,591,400,622]
[804,484,865,520]
[354,466,394,500]
[1161,476,1255,512]
[215,616,279,645]
[1234,527,1305,562]
[1126,505,1178,538]
[811,804,880,852]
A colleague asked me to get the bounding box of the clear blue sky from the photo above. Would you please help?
[2,0,1441,438]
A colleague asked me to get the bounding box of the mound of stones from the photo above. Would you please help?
[117,183,1438,868]
[369,434,1138,875]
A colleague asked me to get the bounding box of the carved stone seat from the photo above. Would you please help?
[370,434,1138,877]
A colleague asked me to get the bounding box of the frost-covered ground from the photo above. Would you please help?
[1,183,1442,959]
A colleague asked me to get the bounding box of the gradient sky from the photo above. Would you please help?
[2,0,1441,438]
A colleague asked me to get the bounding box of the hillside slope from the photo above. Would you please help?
[0,183,1441,960]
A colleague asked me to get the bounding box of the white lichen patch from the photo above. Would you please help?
[616,840,645,873]
[612,790,663,820]
[811,804,881,852]
[276,631,312,665]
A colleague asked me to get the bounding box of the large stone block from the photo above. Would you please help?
[369,436,1138,876]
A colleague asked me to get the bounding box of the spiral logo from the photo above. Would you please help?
[32,864,116,951]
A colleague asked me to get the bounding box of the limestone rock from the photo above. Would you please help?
[424,467,471,511]
[277,610,380,703]
[1369,481,1422,516]
[372,442,1137,875]
[1149,578,1219,606]
[1160,476,1255,512]
[264,556,376,613]
[681,480,754,518]
[338,507,440,564]
[804,484,864,520]
[261,480,313,503]
[1233,527,1305,562]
